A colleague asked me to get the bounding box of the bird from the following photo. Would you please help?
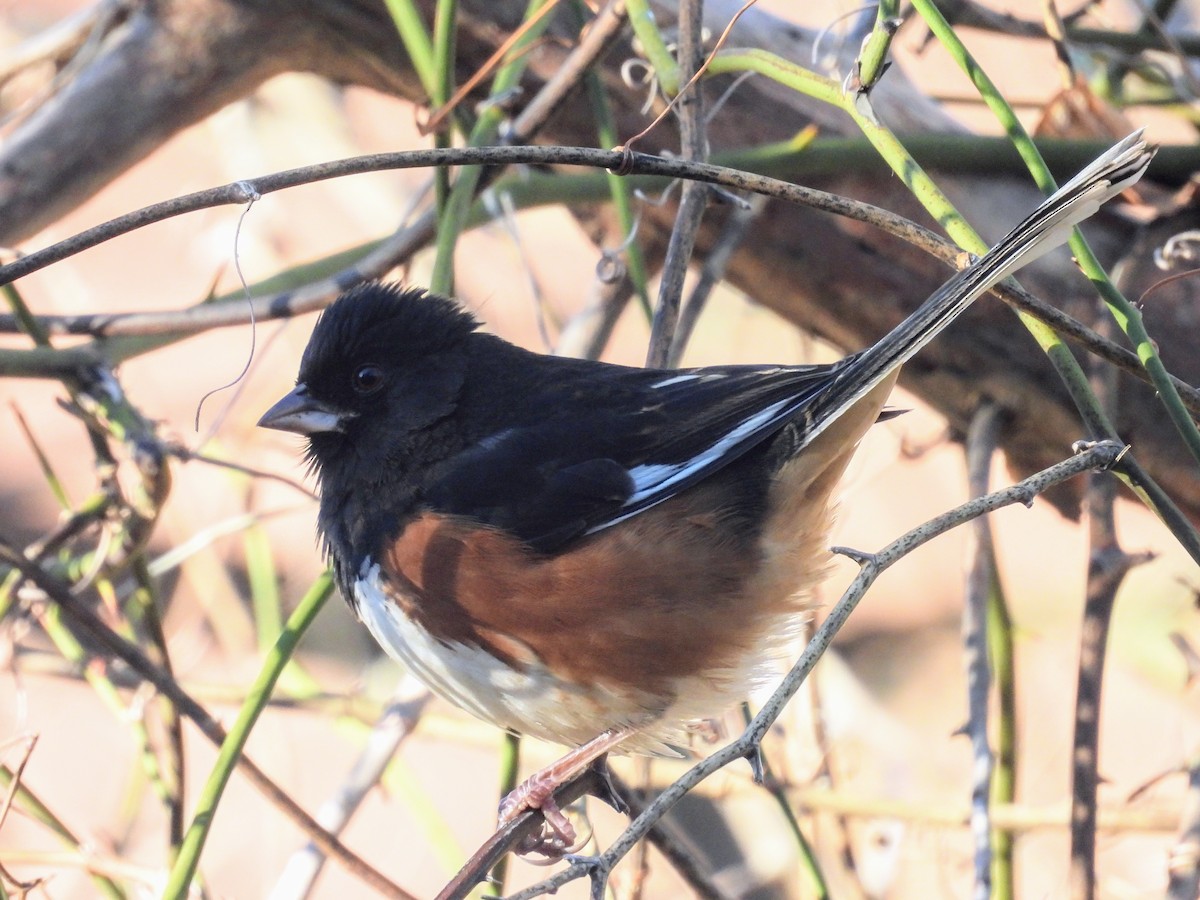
[258,133,1152,852]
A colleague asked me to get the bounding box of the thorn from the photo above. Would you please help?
[745,742,766,785]
[586,756,629,815]
[831,545,876,566]
[564,852,604,868]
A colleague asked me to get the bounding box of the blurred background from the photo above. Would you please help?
[1,1,1198,897]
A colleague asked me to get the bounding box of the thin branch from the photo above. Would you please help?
[645,0,708,368]
[802,620,863,888]
[1067,516,1141,899]
[934,0,1200,55]
[420,0,565,136]
[167,443,317,499]
[435,769,609,900]
[439,766,732,900]
[0,735,38,840]
[1068,311,1151,899]
[0,849,158,891]
[783,786,1182,832]
[742,702,830,899]
[621,0,756,150]
[508,0,630,143]
[963,402,1003,900]
[270,677,431,900]
[667,193,766,367]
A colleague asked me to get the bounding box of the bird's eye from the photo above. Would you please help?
[351,365,385,395]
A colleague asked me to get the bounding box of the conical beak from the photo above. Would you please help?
[257,384,344,435]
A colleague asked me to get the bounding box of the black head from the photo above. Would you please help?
[258,282,480,488]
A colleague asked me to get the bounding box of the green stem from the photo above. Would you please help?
[128,558,185,856]
[708,49,842,106]
[430,0,458,272]
[431,0,457,113]
[429,0,556,294]
[382,0,437,97]
[986,565,1016,900]
[162,571,335,898]
[856,0,900,90]
[625,0,679,94]
[244,525,282,652]
[1,283,50,346]
[244,522,324,698]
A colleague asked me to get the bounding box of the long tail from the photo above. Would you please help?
[804,131,1154,443]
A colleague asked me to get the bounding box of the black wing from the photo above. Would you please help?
[422,359,854,552]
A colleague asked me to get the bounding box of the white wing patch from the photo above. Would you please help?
[624,397,791,504]
[650,373,704,389]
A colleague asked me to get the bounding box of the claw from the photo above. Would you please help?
[496,728,635,860]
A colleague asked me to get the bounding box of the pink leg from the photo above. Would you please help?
[498,727,633,856]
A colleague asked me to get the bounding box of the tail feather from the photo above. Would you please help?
[804,131,1154,445]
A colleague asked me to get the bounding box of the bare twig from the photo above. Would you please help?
[270,677,431,900]
[1067,503,1135,900]
[740,702,831,899]
[1068,312,1150,900]
[509,0,630,143]
[645,0,708,368]
[621,0,758,151]
[606,771,732,900]
[934,0,1200,56]
[166,443,317,499]
[667,193,765,367]
[421,0,566,135]
[0,849,160,890]
[438,765,731,900]
[784,786,1181,832]
[435,769,608,900]
[0,735,42,893]
[802,621,862,888]
[963,402,1003,900]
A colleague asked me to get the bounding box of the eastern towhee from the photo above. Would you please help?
[259,133,1151,851]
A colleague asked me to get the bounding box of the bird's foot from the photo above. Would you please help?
[499,774,585,859]
[497,728,633,860]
